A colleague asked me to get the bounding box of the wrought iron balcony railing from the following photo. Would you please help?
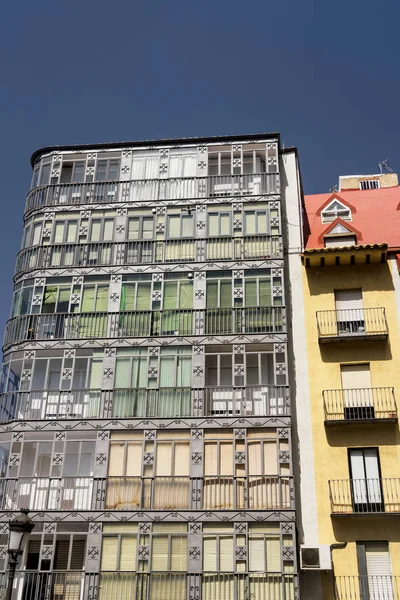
[329,478,400,514]
[15,235,283,274]
[335,575,400,600]
[25,173,280,213]
[4,307,285,347]
[323,387,397,422]
[0,385,290,422]
[0,571,297,600]
[0,475,294,511]
[317,308,388,342]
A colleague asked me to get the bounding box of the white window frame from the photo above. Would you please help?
[321,200,352,223]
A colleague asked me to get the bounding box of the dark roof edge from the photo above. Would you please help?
[31,132,281,167]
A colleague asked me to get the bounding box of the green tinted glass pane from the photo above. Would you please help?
[136,283,151,310]
[208,215,218,236]
[121,284,135,310]
[179,282,193,309]
[163,282,177,309]
[206,282,218,308]
[220,281,232,307]
[43,286,57,313]
[95,286,109,311]
[57,287,71,312]
[257,213,267,233]
[259,280,271,306]
[81,286,95,312]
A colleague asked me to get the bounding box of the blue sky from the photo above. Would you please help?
[1,0,400,334]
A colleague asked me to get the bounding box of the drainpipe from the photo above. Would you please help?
[330,543,347,599]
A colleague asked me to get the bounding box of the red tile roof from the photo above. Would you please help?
[304,186,400,250]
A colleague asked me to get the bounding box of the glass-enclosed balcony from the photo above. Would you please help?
[0,475,294,511]
[0,385,290,422]
[15,235,283,275]
[25,173,280,214]
[4,307,286,347]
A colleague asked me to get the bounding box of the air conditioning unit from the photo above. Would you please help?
[300,545,332,570]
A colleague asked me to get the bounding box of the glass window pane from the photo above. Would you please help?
[95,286,109,311]
[257,213,267,234]
[128,219,139,240]
[206,282,218,308]
[103,219,114,241]
[32,168,40,189]
[182,216,193,237]
[91,221,101,242]
[168,216,180,238]
[259,280,271,306]
[95,161,107,181]
[115,358,131,388]
[66,222,77,243]
[136,283,151,310]
[54,223,65,243]
[245,213,256,235]
[43,286,57,313]
[179,282,193,309]
[120,284,135,311]
[164,282,177,309]
[32,224,42,246]
[57,287,70,313]
[39,164,51,186]
[220,281,232,307]
[81,286,95,312]
[142,218,154,239]
[245,281,257,306]
[209,215,219,236]
[108,160,120,180]
[220,214,231,236]
[73,162,85,183]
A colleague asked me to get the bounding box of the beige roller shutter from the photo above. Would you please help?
[335,289,363,311]
[366,542,393,600]
[324,235,356,247]
[341,364,371,389]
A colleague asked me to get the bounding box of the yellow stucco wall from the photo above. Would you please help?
[302,261,400,597]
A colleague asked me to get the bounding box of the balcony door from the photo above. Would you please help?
[349,449,383,513]
[335,289,364,335]
[357,542,393,600]
[341,364,374,420]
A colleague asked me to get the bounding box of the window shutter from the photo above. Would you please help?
[366,542,392,576]
[220,442,234,476]
[174,443,190,476]
[245,213,256,235]
[66,222,77,243]
[54,540,70,569]
[168,216,180,238]
[32,223,42,246]
[163,282,177,309]
[325,235,356,247]
[100,537,118,570]
[263,442,278,475]
[220,214,231,236]
[155,442,172,476]
[95,286,109,311]
[245,281,258,307]
[335,289,363,311]
[203,537,217,571]
[120,537,137,571]
[204,443,218,476]
[209,215,219,236]
[248,442,262,475]
[257,212,267,234]
[219,536,234,571]
[249,537,265,571]
[220,282,232,307]
[126,443,142,476]
[108,444,125,477]
[128,219,139,240]
[70,539,85,569]
[152,535,169,570]
[182,216,193,237]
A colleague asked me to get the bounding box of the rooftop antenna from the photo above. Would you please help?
[329,185,338,192]
[379,159,393,174]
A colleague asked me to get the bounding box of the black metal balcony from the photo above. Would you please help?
[317,308,388,342]
[0,475,294,511]
[323,388,397,423]
[15,235,283,275]
[3,307,286,347]
[0,385,290,422]
[329,478,400,515]
[335,575,400,600]
[24,173,280,213]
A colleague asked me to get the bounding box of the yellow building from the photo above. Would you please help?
[298,172,400,600]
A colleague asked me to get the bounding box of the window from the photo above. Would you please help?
[248,524,281,572]
[348,448,383,512]
[90,218,114,242]
[167,214,194,238]
[208,212,232,236]
[324,235,356,248]
[60,161,85,184]
[42,285,71,313]
[127,216,154,240]
[244,211,269,235]
[203,524,234,571]
[335,289,364,334]
[81,284,109,312]
[245,276,272,307]
[31,162,51,189]
[120,281,152,310]
[341,364,373,420]
[321,200,351,223]
[360,179,380,190]
[206,278,232,308]
[53,220,78,244]
[95,159,120,181]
